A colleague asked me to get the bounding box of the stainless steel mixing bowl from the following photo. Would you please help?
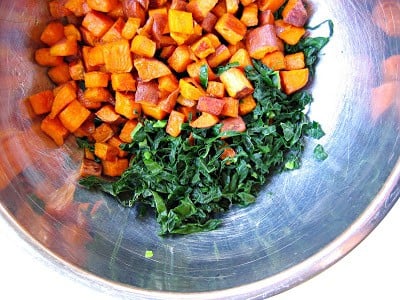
[1,1,399,299]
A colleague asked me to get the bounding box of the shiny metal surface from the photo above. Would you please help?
[0,1,399,299]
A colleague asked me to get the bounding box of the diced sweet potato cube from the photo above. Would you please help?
[131,35,157,58]
[227,41,245,56]
[259,10,275,25]
[220,116,246,134]
[280,68,309,94]
[241,3,258,27]
[35,48,63,67]
[197,96,225,115]
[40,21,65,46]
[92,122,114,142]
[207,44,231,68]
[84,87,112,102]
[246,24,280,59]
[87,45,105,67]
[158,89,179,113]
[119,119,139,143]
[69,60,85,81]
[87,0,119,12]
[221,97,239,117]
[219,67,254,98]
[74,115,96,137]
[258,0,285,12]
[177,105,197,121]
[108,136,128,158]
[101,17,125,43]
[167,45,193,73]
[229,48,253,69]
[134,57,171,81]
[135,81,160,104]
[166,110,185,137]
[176,95,197,108]
[50,82,77,119]
[48,63,72,85]
[187,60,217,82]
[275,19,306,45]
[282,0,308,27]
[121,0,146,26]
[111,73,137,91]
[48,0,73,18]
[64,24,82,41]
[239,95,257,115]
[141,103,168,120]
[226,0,239,14]
[50,36,78,57]
[190,112,219,128]
[84,71,110,88]
[158,74,179,93]
[28,90,54,115]
[64,0,91,17]
[179,79,206,101]
[121,17,141,39]
[102,158,129,176]
[284,52,305,70]
[206,81,225,98]
[82,11,114,37]
[215,13,246,45]
[80,158,102,177]
[41,115,70,146]
[94,142,119,161]
[186,0,218,22]
[102,39,133,73]
[212,0,227,17]
[220,145,236,162]
[261,50,286,70]
[80,26,99,46]
[115,92,142,119]
[168,9,194,34]
[59,100,91,132]
[95,104,121,123]
[170,31,191,45]
[191,36,215,59]
[201,12,218,33]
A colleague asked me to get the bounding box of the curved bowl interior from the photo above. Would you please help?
[0,0,399,298]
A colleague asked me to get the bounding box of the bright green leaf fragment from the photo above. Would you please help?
[145,250,154,258]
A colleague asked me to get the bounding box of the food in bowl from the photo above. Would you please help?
[26,0,331,235]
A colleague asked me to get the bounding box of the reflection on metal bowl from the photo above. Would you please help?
[0,1,399,299]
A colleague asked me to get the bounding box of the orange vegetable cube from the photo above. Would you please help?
[141,103,168,120]
[167,45,193,73]
[40,21,65,46]
[115,92,142,119]
[215,13,246,45]
[240,3,258,27]
[50,82,77,119]
[258,0,286,12]
[282,0,308,27]
[187,60,217,82]
[119,119,139,143]
[284,52,305,70]
[95,104,121,123]
[41,115,70,146]
[83,87,112,102]
[212,0,227,17]
[191,36,215,59]
[35,48,63,67]
[48,63,72,85]
[207,44,231,68]
[80,26,99,46]
[201,12,218,32]
[102,39,133,73]
[28,90,54,115]
[275,19,306,45]
[102,158,129,176]
[280,68,309,94]
[131,35,157,58]
[111,73,137,91]
[229,48,253,69]
[87,0,119,12]
[59,100,91,132]
[177,105,197,121]
[135,81,160,105]
[121,17,141,40]
[221,97,239,117]
[159,89,179,113]
[206,81,225,98]
[82,11,114,37]
[226,0,239,14]
[84,71,110,88]
[166,110,185,137]
[134,58,171,82]
[246,24,280,59]
[186,0,219,22]
[87,45,105,67]
[179,79,206,101]
[64,24,82,41]
[259,10,275,25]
[49,36,78,57]
[190,112,219,128]
[64,0,91,17]
[158,74,179,93]
[101,17,125,43]
[168,9,194,34]
[261,51,286,70]
[92,123,114,142]
[108,137,128,158]
[48,0,73,18]
[220,116,246,134]
[239,95,257,115]
[94,142,119,161]
[219,67,254,98]
[176,95,197,108]
[197,96,225,115]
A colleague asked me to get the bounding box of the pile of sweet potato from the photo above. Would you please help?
[28,0,310,178]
